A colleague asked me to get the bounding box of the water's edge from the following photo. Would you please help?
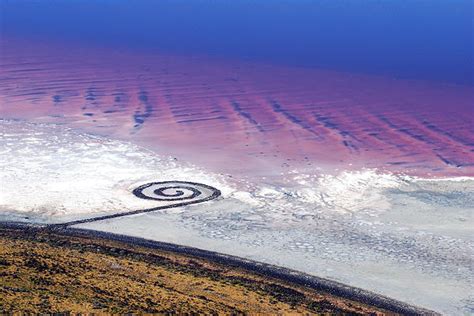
[0,221,437,316]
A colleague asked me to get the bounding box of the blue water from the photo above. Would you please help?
[1,0,472,84]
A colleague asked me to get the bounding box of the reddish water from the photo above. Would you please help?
[1,37,473,177]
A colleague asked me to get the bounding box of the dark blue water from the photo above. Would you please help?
[1,0,472,84]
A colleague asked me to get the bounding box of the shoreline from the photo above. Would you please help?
[0,221,437,315]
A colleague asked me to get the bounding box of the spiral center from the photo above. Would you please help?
[153,186,201,199]
[154,188,185,197]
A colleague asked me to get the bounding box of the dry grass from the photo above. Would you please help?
[0,227,390,314]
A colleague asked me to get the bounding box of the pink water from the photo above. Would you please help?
[1,37,473,178]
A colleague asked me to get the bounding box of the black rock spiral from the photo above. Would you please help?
[52,181,221,227]
[133,181,220,202]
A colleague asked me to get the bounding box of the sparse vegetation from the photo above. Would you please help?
[0,227,390,314]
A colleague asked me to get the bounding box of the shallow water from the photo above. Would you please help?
[1,1,473,314]
[1,37,473,178]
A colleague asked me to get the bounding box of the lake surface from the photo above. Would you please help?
[1,1,473,314]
